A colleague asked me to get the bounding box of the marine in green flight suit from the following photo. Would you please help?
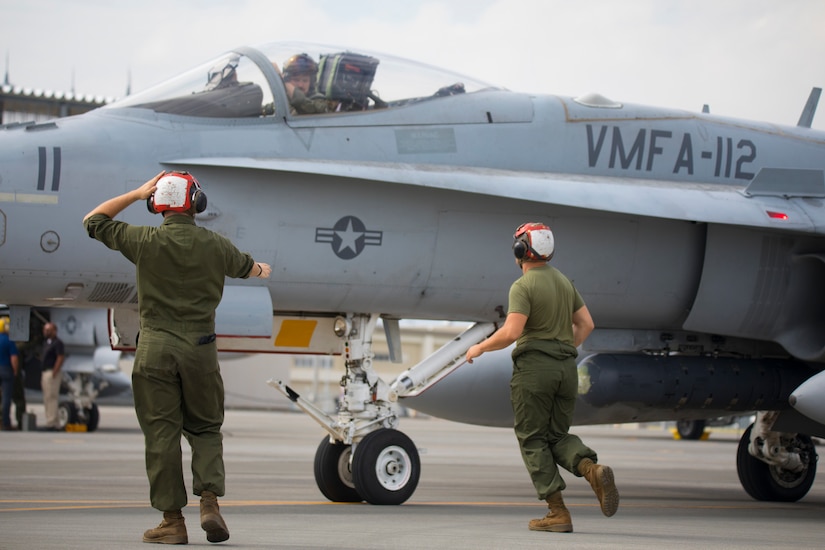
[83,171,272,544]
[466,222,619,533]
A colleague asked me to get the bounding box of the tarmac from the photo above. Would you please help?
[1,404,822,549]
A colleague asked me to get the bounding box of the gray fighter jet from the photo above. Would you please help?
[0,41,822,505]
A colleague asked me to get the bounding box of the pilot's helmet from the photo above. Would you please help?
[0,317,7,333]
[513,222,555,262]
[147,171,207,215]
[283,53,318,88]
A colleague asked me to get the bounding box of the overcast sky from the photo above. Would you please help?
[2,0,824,129]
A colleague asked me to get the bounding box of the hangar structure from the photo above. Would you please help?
[0,83,109,124]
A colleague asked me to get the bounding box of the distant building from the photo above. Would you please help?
[0,84,111,124]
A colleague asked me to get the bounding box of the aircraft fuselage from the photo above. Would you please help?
[1,87,823,360]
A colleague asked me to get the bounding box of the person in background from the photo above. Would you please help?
[12,348,26,431]
[39,322,64,431]
[0,317,20,431]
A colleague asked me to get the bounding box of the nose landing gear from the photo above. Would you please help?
[269,313,495,505]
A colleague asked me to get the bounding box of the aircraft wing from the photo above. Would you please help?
[168,157,824,235]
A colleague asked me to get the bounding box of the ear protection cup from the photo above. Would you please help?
[190,184,207,213]
[512,237,529,260]
[147,195,157,214]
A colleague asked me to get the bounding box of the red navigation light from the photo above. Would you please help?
[767,211,789,220]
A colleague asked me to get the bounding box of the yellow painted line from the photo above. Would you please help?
[0,192,59,204]
[0,499,784,512]
[1,504,144,512]
[0,500,141,503]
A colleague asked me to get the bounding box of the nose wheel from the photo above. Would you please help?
[314,429,421,505]
[736,423,817,501]
[352,428,420,505]
[56,402,100,432]
[314,437,362,502]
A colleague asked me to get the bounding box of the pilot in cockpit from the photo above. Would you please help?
[279,53,332,115]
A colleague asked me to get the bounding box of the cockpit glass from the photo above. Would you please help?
[257,42,499,110]
[105,42,501,118]
[107,52,275,118]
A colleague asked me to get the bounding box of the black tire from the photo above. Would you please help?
[352,428,420,505]
[736,423,817,502]
[85,403,100,432]
[56,402,78,431]
[676,419,706,440]
[314,437,362,502]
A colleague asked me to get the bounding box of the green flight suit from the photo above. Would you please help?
[289,88,333,115]
[84,213,254,512]
[508,265,597,500]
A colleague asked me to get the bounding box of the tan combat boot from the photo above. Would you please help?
[528,491,573,532]
[578,457,619,517]
[200,490,230,543]
[143,510,188,544]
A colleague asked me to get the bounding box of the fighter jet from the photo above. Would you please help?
[0,41,822,504]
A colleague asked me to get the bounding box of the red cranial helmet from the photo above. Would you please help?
[512,222,555,262]
[147,171,207,214]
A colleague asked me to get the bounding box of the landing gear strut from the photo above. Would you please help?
[269,313,495,505]
[272,313,415,504]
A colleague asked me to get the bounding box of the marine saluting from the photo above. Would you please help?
[82,171,272,544]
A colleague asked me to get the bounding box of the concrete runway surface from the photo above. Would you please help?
[0,404,822,549]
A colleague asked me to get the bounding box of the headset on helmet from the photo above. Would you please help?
[283,53,318,89]
[512,222,555,262]
[147,171,207,214]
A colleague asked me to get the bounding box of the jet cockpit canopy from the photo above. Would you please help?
[106,41,501,119]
